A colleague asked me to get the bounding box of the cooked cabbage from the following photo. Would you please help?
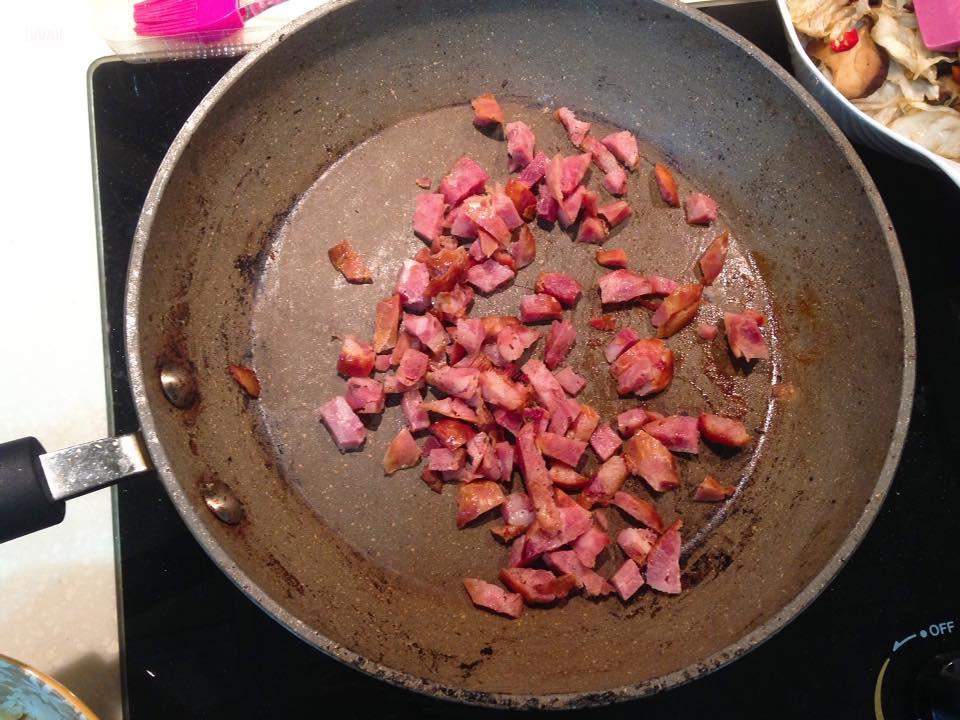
[889,105,960,159]
[870,8,950,83]
[787,0,865,39]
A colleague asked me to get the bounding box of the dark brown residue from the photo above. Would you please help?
[265,552,307,596]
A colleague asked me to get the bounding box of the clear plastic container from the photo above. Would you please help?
[91,0,325,61]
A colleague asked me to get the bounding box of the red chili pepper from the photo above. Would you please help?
[952,65,960,84]
[830,29,859,53]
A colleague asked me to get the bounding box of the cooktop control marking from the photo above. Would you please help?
[891,620,954,652]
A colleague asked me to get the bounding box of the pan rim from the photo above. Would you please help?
[124,0,916,709]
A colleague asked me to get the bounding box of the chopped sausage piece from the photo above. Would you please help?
[600,131,640,170]
[536,194,559,223]
[605,327,641,363]
[448,201,478,238]
[535,272,582,308]
[519,293,563,323]
[643,415,700,454]
[328,239,373,284]
[611,559,645,601]
[610,339,674,397]
[545,550,615,597]
[603,168,628,196]
[413,193,445,243]
[401,388,429,431]
[685,192,718,225]
[320,396,366,452]
[228,364,260,398]
[504,178,537,221]
[698,413,753,448]
[499,567,577,605]
[465,195,511,244]
[617,407,653,437]
[425,366,480,402]
[544,319,576,370]
[433,285,474,323]
[581,134,619,174]
[553,367,586,396]
[653,163,680,207]
[581,188,600,218]
[395,259,430,312]
[598,201,632,228]
[652,283,703,338]
[589,423,622,462]
[617,527,658,566]
[518,151,549,187]
[471,93,504,128]
[496,442,514,483]
[589,315,618,331]
[594,249,627,270]
[337,336,376,378]
[451,318,484,355]
[463,578,523,618]
[561,154,593,195]
[693,475,736,502]
[598,269,653,304]
[561,402,592,439]
[724,311,769,361]
[373,294,401,353]
[696,323,718,341]
[505,121,536,171]
[521,359,580,421]
[502,491,535,529]
[479,370,530,411]
[430,418,476,449]
[383,428,420,475]
[521,503,593,564]
[544,153,565,203]
[396,348,430,387]
[422,397,479,423]
[699,231,730,285]
[580,455,628,508]
[622,430,680,492]
[516,423,561,532]
[537,432,587,467]
[554,107,592,147]
[402,312,448,355]
[429,447,466,472]
[374,354,391,372]
[548,463,590,490]
[345,377,385,415]
[646,519,682,594]
[493,407,524,436]
[491,188,524,230]
[438,156,489,207]
[496,323,541,362]
[510,225,537,269]
[457,481,506,528]
[466,258,516,294]
[557,185,587,228]
[572,526,611,568]
[612,490,664,533]
[577,217,609,245]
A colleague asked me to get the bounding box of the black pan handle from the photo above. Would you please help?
[0,433,152,543]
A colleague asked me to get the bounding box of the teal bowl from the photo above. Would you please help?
[0,655,97,720]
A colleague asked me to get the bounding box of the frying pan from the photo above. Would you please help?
[0,0,913,709]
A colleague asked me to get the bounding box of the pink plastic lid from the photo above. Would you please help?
[913,0,960,52]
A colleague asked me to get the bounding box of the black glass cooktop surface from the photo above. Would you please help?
[91,7,959,718]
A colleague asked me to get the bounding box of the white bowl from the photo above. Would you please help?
[775,0,960,187]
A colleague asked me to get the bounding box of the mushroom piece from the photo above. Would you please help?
[808,28,889,100]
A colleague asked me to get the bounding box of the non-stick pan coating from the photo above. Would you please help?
[125,0,913,708]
